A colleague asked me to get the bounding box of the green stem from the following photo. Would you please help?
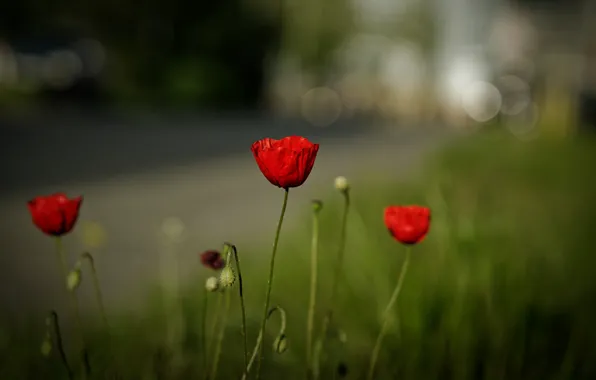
[312,191,350,380]
[306,207,321,375]
[209,289,231,380]
[229,244,249,371]
[204,292,223,380]
[201,289,209,373]
[255,188,290,380]
[366,247,411,380]
[55,237,91,377]
[80,252,109,330]
[242,306,287,380]
[49,310,73,380]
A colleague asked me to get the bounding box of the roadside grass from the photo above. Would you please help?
[3,130,596,379]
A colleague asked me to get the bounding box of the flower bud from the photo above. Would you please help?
[219,266,236,288]
[334,176,349,192]
[41,337,52,357]
[311,200,323,213]
[272,334,288,354]
[205,276,220,292]
[66,268,82,291]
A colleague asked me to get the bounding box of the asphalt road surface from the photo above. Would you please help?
[0,110,453,323]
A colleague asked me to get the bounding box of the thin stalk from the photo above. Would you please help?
[255,189,290,380]
[306,205,321,375]
[209,289,231,380]
[242,306,287,380]
[55,237,91,377]
[80,252,109,330]
[366,248,412,380]
[48,310,73,380]
[312,191,350,379]
[229,244,249,370]
[201,289,209,373]
[204,292,223,380]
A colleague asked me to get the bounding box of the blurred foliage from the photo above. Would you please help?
[3,129,596,379]
[0,0,358,106]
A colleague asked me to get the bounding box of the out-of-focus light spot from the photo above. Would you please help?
[338,73,374,111]
[42,50,83,89]
[441,54,489,110]
[505,102,540,140]
[497,75,531,116]
[337,33,393,73]
[17,54,44,89]
[301,87,342,127]
[0,44,18,86]
[75,38,106,76]
[461,81,502,122]
[161,217,186,242]
[80,221,107,249]
[379,41,424,92]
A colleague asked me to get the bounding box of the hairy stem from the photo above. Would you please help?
[255,189,289,379]
[48,310,73,380]
[312,191,350,379]
[209,289,231,380]
[366,248,411,380]
[80,252,109,330]
[306,207,321,375]
[55,237,91,377]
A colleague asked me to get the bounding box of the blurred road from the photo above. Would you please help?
[0,110,452,321]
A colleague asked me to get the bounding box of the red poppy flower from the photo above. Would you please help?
[251,136,319,189]
[200,250,225,270]
[27,193,83,236]
[384,205,431,245]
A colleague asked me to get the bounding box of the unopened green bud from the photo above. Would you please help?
[41,337,52,357]
[334,176,350,192]
[219,266,235,288]
[205,276,219,292]
[66,268,82,291]
[272,334,288,354]
[311,200,323,213]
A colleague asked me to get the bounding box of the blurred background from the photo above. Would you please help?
[2,0,596,378]
[0,0,595,129]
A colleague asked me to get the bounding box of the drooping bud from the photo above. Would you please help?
[66,268,82,292]
[334,176,350,192]
[272,333,288,354]
[205,276,220,292]
[311,200,323,213]
[219,265,235,288]
[200,250,225,270]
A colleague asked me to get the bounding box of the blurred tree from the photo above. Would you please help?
[0,0,283,108]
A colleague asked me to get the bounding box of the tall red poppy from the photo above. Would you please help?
[251,136,319,189]
[384,205,431,245]
[27,193,83,236]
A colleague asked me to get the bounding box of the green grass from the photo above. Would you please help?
[4,130,596,380]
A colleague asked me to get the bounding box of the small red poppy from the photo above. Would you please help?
[200,250,225,270]
[27,193,83,236]
[384,205,431,245]
[251,136,319,189]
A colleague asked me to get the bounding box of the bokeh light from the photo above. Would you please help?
[79,220,108,249]
[301,86,343,127]
[461,81,502,122]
